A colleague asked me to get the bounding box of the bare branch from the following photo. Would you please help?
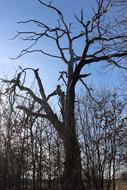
[17,105,49,118]
[58,71,68,86]
[46,90,58,101]
[12,49,62,60]
[85,52,127,65]
[38,0,62,17]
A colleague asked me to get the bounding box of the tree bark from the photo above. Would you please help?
[62,133,84,190]
[61,89,84,190]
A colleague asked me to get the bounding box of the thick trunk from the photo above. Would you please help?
[61,88,84,190]
[62,134,84,190]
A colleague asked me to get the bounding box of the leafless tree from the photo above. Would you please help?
[0,88,127,189]
[76,90,127,190]
[2,0,127,189]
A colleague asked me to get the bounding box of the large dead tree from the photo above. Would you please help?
[2,0,127,190]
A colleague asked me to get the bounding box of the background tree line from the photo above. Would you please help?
[0,88,126,190]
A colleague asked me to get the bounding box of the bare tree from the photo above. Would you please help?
[76,90,127,190]
[2,0,127,189]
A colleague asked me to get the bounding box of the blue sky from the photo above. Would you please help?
[0,0,124,94]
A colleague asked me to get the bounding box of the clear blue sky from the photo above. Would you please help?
[0,0,123,94]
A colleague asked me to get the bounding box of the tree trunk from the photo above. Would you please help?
[61,89,84,190]
[62,132,84,190]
